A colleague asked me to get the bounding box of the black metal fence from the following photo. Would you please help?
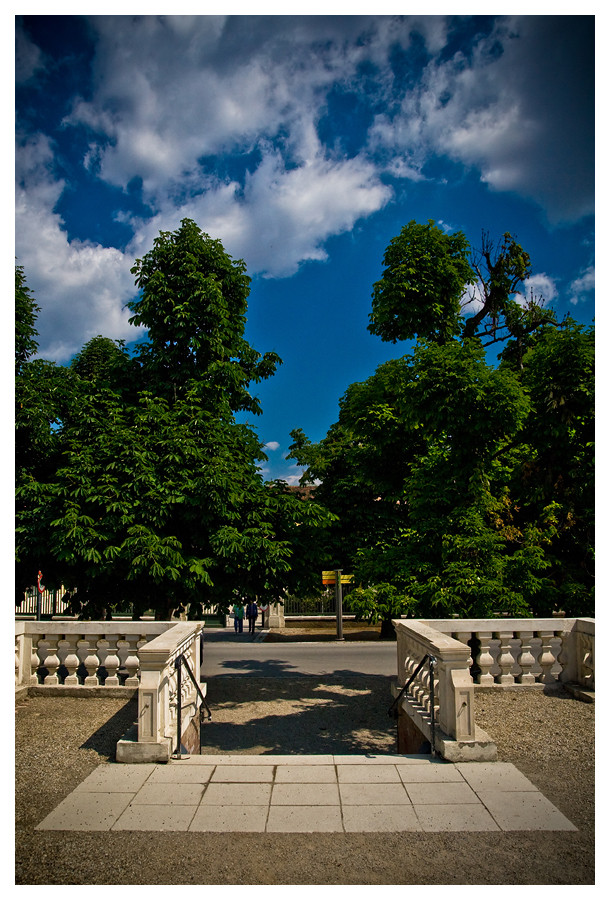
[283,585,356,616]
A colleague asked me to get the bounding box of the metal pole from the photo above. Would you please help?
[335,569,344,641]
[428,655,436,757]
[174,656,182,759]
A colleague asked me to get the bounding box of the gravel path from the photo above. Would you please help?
[15,676,594,885]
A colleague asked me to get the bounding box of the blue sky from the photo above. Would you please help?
[15,12,595,484]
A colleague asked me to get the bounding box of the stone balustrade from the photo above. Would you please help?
[118,622,204,763]
[417,618,595,689]
[14,621,179,691]
[393,619,497,762]
[393,617,594,762]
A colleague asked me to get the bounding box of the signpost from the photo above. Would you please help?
[322,570,353,640]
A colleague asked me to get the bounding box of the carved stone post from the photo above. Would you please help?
[495,631,516,685]
[436,646,475,742]
[475,631,496,686]
[60,637,80,685]
[42,637,61,685]
[102,635,121,687]
[516,631,537,685]
[30,638,42,685]
[537,630,557,684]
[82,638,101,686]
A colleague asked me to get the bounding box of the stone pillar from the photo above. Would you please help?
[516,631,537,685]
[436,647,475,742]
[82,638,101,687]
[102,635,121,687]
[42,637,61,685]
[537,630,557,684]
[60,637,81,686]
[475,632,496,686]
[267,601,285,629]
[495,631,516,685]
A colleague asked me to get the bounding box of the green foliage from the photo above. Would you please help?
[15,265,40,375]
[369,220,474,343]
[291,310,594,618]
[128,218,281,412]
[368,223,556,357]
[15,225,332,618]
[345,583,415,639]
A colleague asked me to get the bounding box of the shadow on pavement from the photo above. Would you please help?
[198,675,397,756]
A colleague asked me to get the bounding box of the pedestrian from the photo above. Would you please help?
[232,601,244,633]
[246,599,258,634]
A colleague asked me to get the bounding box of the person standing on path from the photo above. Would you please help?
[232,601,245,633]
[246,599,258,634]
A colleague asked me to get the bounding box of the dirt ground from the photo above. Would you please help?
[264,620,385,641]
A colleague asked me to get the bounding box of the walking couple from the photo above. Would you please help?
[232,599,258,634]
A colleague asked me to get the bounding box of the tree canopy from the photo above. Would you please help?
[291,221,594,629]
[369,221,556,364]
[15,217,594,627]
[15,221,331,618]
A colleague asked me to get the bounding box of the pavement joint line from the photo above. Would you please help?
[34,755,578,834]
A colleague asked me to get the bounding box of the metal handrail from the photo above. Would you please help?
[389,652,437,756]
[388,653,429,718]
[173,651,212,759]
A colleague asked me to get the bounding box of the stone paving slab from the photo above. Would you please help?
[36,754,578,834]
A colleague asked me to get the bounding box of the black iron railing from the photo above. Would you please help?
[388,653,436,755]
[173,652,212,759]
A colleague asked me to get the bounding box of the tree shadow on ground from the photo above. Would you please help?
[199,675,398,755]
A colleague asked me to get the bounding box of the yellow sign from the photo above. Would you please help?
[321,571,353,585]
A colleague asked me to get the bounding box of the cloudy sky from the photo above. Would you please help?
[15,12,595,483]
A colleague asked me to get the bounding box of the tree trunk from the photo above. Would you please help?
[380,617,397,640]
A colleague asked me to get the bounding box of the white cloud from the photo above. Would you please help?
[516,273,558,308]
[16,136,141,361]
[369,16,594,223]
[568,265,595,306]
[15,15,594,363]
[264,441,281,451]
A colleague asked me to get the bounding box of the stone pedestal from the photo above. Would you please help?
[267,601,285,629]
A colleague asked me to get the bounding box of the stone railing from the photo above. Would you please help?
[118,622,204,763]
[393,620,497,762]
[15,621,179,692]
[393,617,595,762]
[417,618,595,689]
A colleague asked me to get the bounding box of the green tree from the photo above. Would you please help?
[128,218,281,411]
[369,221,555,359]
[15,265,39,375]
[291,220,593,629]
[291,340,534,628]
[15,225,331,618]
[505,320,595,614]
[369,219,474,343]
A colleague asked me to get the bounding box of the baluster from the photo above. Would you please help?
[59,637,80,685]
[30,639,42,685]
[516,631,537,685]
[475,631,496,685]
[82,638,101,686]
[419,665,430,712]
[103,635,121,686]
[537,630,557,684]
[581,634,594,689]
[495,631,516,685]
[42,636,61,685]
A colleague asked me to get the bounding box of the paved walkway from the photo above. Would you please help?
[36,754,577,834]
